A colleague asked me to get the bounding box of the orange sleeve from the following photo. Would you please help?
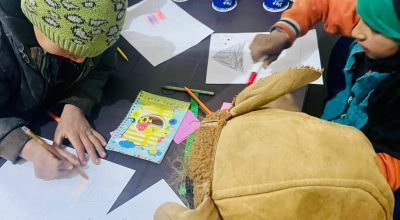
[377,152,400,192]
[273,0,360,41]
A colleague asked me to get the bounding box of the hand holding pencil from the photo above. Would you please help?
[20,126,87,180]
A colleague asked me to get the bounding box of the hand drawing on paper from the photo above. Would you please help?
[212,42,245,72]
[0,145,135,220]
[206,31,322,84]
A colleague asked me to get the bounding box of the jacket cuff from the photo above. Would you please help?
[0,127,30,163]
[59,96,95,116]
[271,18,301,43]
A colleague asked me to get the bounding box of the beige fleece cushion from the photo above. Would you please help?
[212,109,393,219]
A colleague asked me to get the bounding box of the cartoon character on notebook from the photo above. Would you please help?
[121,109,173,147]
[136,115,153,132]
[106,91,190,163]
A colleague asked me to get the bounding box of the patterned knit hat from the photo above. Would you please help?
[357,0,400,43]
[21,0,127,57]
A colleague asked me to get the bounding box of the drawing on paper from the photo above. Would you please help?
[145,10,166,25]
[212,42,245,72]
[106,91,189,164]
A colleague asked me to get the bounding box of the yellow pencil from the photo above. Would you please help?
[184,87,213,115]
[117,47,129,62]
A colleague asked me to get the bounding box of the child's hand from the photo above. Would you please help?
[54,104,107,165]
[250,30,291,68]
[20,139,80,180]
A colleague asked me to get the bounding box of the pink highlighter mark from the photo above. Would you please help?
[155,10,166,20]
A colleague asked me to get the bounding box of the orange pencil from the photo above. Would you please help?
[46,110,61,123]
[184,87,213,115]
[22,126,88,180]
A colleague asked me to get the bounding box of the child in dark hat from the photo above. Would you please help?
[250,0,400,191]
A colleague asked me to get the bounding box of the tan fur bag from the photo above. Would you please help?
[155,67,394,220]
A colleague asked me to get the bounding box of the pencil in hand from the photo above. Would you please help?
[21,126,89,180]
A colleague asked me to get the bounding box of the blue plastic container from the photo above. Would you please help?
[212,0,237,12]
[263,0,289,12]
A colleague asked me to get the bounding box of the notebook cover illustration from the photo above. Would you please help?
[106,91,190,163]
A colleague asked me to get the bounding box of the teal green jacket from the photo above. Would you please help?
[321,43,390,129]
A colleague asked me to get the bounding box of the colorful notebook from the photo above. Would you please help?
[106,91,190,163]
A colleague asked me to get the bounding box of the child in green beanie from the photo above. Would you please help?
[0,0,127,180]
[250,0,400,192]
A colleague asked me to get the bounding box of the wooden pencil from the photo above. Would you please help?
[46,110,61,123]
[184,87,213,115]
[162,85,215,96]
[117,47,129,62]
[21,126,88,180]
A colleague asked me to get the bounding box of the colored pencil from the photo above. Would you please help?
[184,87,212,115]
[162,85,214,96]
[117,47,129,62]
[46,110,61,123]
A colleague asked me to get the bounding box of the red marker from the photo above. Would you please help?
[247,72,257,85]
[246,57,266,86]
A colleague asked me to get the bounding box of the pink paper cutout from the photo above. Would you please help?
[220,102,232,110]
[173,111,200,144]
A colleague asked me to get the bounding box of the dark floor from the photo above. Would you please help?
[302,23,339,117]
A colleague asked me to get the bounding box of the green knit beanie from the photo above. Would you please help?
[357,0,400,43]
[21,0,127,57]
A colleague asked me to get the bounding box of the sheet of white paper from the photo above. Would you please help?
[121,0,214,66]
[0,139,135,220]
[206,29,322,84]
[103,179,184,220]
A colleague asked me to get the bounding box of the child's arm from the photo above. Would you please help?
[251,0,360,67]
[376,152,400,191]
[274,0,360,42]
[0,76,31,163]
